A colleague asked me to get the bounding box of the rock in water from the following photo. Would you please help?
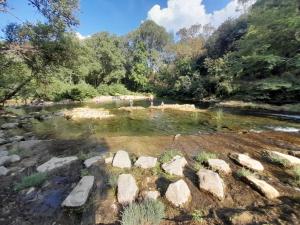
[162,155,187,176]
[267,151,300,166]
[1,123,19,129]
[117,174,138,204]
[0,166,9,176]
[197,169,225,200]
[244,176,280,199]
[37,156,78,172]
[61,176,94,207]
[230,153,264,171]
[84,156,102,168]
[165,179,191,207]
[207,159,231,174]
[112,150,131,168]
[134,156,157,169]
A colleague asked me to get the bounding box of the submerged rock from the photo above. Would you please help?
[267,151,300,166]
[244,175,279,199]
[117,174,138,204]
[197,168,225,200]
[112,150,131,168]
[230,153,264,171]
[61,176,94,207]
[207,159,231,174]
[84,156,102,168]
[1,123,19,129]
[0,166,9,176]
[162,155,187,176]
[165,179,191,207]
[37,156,78,172]
[134,156,157,169]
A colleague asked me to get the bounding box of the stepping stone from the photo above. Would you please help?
[0,166,9,176]
[207,159,231,174]
[62,176,94,207]
[244,175,280,199]
[142,190,160,200]
[112,150,131,168]
[84,156,102,168]
[162,155,187,176]
[166,179,191,207]
[0,150,8,157]
[1,123,19,129]
[134,156,157,169]
[37,156,78,172]
[105,156,113,164]
[197,168,225,200]
[117,174,138,204]
[267,151,300,166]
[230,153,264,171]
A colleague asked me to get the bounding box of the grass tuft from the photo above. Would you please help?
[121,199,165,225]
[159,149,182,164]
[15,172,48,191]
[268,155,289,167]
[192,209,205,222]
[236,168,253,178]
[194,151,217,164]
[293,166,300,185]
[106,173,119,189]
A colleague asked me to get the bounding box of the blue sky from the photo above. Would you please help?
[0,0,251,38]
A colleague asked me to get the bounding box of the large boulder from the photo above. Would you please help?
[134,156,157,169]
[244,175,280,199]
[230,153,264,171]
[117,174,138,204]
[1,123,19,129]
[84,156,102,168]
[162,155,187,176]
[197,169,225,200]
[207,159,231,174]
[62,176,94,207]
[0,166,9,176]
[37,156,78,172]
[112,150,131,168]
[165,179,191,207]
[266,151,300,166]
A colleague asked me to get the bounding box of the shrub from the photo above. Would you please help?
[194,151,217,164]
[15,172,48,191]
[159,149,182,164]
[97,84,131,96]
[192,209,204,222]
[65,82,98,101]
[236,168,253,178]
[121,199,165,225]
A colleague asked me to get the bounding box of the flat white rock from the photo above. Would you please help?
[135,156,157,169]
[269,151,300,166]
[84,156,102,168]
[165,179,191,207]
[162,155,187,176]
[105,156,113,164]
[198,168,225,200]
[37,156,78,172]
[117,174,138,204]
[245,176,280,199]
[112,150,131,168]
[0,166,9,176]
[143,190,160,200]
[62,176,94,207]
[208,159,231,174]
[1,123,18,129]
[231,153,264,171]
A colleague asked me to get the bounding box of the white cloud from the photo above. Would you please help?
[75,32,90,40]
[147,0,256,33]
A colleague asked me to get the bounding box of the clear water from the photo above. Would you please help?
[30,99,300,139]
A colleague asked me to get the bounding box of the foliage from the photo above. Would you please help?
[106,173,119,189]
[97,84,131,96]
[236,168,253,178]
[267,154,289,167]
[293,166,300,185]
[159,149,182,164]
[121,199,165,225]
[15,172,48,191]
[192,209,205,222]
[60,82,97,101]
[194,151,217,164]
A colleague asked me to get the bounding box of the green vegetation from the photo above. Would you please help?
[293,166,300,185]
[15,172,48,191]
[191,209,205,223]
[267,155,289,167]
[106,173,119,189]
[80,169,90,177]
[120,199,165,225]
[194,151,217,164]
[236,168,254,178]
[159,149,182,164]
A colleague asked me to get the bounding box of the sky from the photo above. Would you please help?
[0,0,255,39]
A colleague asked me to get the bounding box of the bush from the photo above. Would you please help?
[194,151,217,164]
[15,172,48,191]
[97,84,131,96]
[65,82,98,101]
[159,149,182,164]
[121,199,165,225]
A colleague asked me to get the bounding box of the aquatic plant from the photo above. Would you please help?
[236,168,253,178]
[121,199,165,225]
[192,209,205,222]
[159,149,182,164]
[194,151,217,164]
[15,172,48,191]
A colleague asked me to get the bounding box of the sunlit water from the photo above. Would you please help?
[29,99,300,139]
